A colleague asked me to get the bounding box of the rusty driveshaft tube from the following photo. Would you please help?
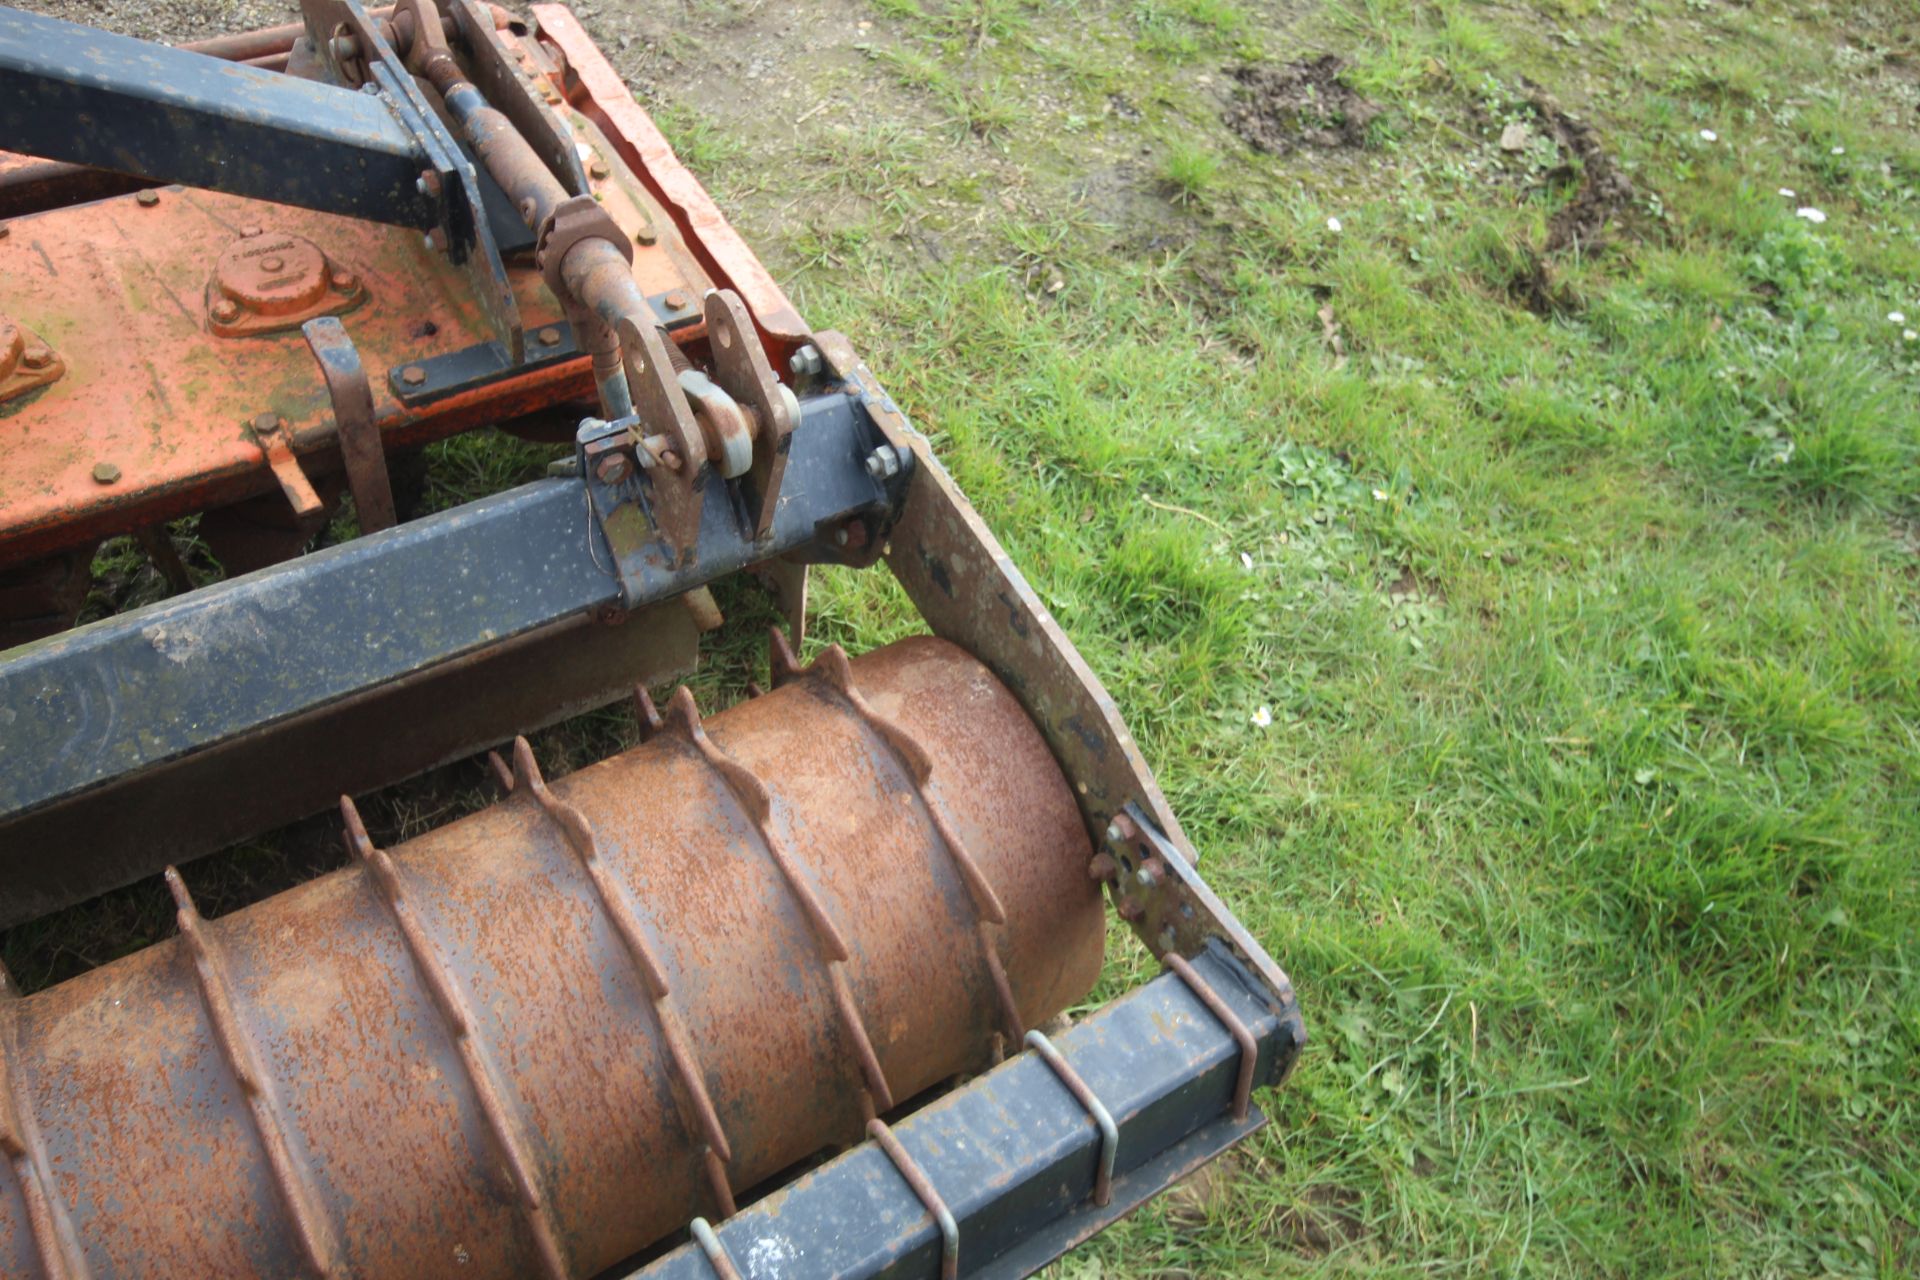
[0,637,1103,1280]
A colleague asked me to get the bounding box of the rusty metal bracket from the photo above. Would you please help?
[303,317,396,533]
[704,290,798,541]
[445,0,591,199]
[249,413,324,520]
[0,315,65,406]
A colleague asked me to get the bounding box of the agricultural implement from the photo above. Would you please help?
[0,3,1305,1276]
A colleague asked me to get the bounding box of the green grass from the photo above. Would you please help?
[10,0,1918,1274]
[720,0,1920,1273]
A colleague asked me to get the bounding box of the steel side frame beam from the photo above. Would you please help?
[636,944,1294,1280]
[0,5,439,228]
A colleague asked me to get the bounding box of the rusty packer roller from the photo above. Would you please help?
[1,638,1103,1278]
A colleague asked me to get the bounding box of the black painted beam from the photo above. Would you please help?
[0,5,437,227]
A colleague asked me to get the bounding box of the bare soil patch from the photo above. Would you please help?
[1224,55,1381,153]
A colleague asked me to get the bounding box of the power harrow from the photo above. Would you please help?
[0,4,1305,1276]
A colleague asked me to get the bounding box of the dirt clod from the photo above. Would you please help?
[1225,56,1382,153]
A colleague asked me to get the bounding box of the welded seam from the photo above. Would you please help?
[506,737,738,1218]
[658,685,896,1114]
[866,1118,959,1280]
[0,998,90,1280]
[1165,953,1257,1122]
[165,868,345,1278]
[340,797,572,1280]
[778,631,1025,1044]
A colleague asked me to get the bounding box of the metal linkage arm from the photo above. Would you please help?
[0,6,438,229]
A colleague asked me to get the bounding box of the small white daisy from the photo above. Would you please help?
[1371,488,1389,501]
[1905,329,1918,343]
[1889,312,1907,325]
[1796,207,1827,224]
[1326,216,1343,233]
[1830,145,1845,156]
[1239,551,1254,571]
[1699,129,1718,142]
[1251,705,1273,728]
[1778,187,1796,198]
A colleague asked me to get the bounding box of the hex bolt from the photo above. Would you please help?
[1135,865,1158,888]
[91,462,121,485]
[664,289,690,311]
[864,445,902,481]
[1116,897,1145,922]
[21,344,53,371]
[401,365,427,387]
[422,228,447,253]
[595,453,633,485]
[211,299,242,324]
[537,327,561,346]
[588,156,610,180]
[331,270,357,292]
[416,171,442,198]
[1104,822,1123,843]
[635,225,659,247]
[788,344,823,378]
[135,189,160,207]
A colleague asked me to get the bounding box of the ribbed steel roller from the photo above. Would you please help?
[0,636,1103,1279]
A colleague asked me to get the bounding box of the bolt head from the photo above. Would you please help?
[664,290,690,311]
[789,344,824,377]
[595,453,632,485]
[91,461,120,485]
[135,189,160,207]
[536,326,561,346]
[588,157,610,180]
[211,299,241,324]
[20,344,53,370]
[423,230,444,252]
[833,527,850,547]
[330,270,357,292]
[1104,822,1122,843]
[401,365,427,387]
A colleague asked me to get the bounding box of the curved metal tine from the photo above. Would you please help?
[1023,1029,1117,1207]
[866,1118,958,1280]
[1165,952,1257,1122]
[689,1216,742,1280]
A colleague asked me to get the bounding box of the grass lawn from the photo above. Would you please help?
[8,0,1917,1274]
[641,0,1917,1273]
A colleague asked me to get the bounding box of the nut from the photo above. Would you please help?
[664,290,690,311]
[211,298,242,324]
[422,228,447,253]
[92,461,121,485]
[594,453,633,485]
[536,326,561,346]
[21,344,53,371]
[588,156,610,180]
[135,189,160,207]
[400,365,427,387]
[330,270,357,291]
[863,445,902,481]
[788,344,823,378]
